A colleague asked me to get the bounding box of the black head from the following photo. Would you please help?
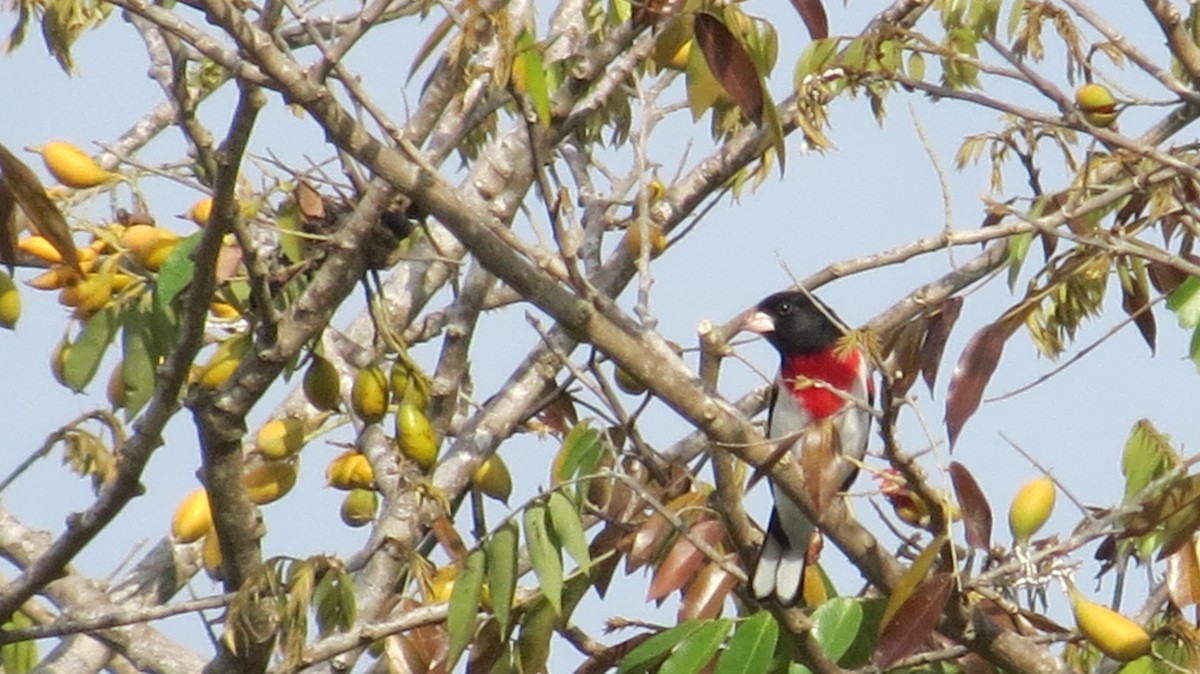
[743,290,844,356]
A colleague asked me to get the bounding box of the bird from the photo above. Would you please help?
[739,288,873,605]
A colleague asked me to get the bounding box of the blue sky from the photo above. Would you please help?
[2,0,1195,669]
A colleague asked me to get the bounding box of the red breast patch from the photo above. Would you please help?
[781,346,863,420]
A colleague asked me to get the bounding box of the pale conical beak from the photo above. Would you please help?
[738,308,776,335]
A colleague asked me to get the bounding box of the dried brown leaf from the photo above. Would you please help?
[949,461,992,551]
[0,143,80,272]
[678,559,737,621]
[789,0,828,40]
[1165,539,1200,608]
[694,13,764,124]
[1118,259,1156,354]
[799,420,841,516]
[0,181,16,270]
[874,572,953,668]
[295,181,325,220]
[920,296,963,394]
[945,318,1021,447]
[883,319,925,398]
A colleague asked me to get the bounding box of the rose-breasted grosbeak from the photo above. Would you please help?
[741,289,873,605]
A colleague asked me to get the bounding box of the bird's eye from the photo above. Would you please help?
[777,301,792,314]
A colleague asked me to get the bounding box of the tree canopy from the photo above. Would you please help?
[4,0,1200,673]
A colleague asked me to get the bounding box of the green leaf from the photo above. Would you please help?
[313,566,355,636]
[810,597,864,661]
[1,610,37,674]
[516,597,556,674]
[275,198,306,265]
[154,231,201,317]
[121,294,157,417]
[836,597,886,667]
[447,549,486,671]
[513,31,551,127]
[1190,326,1200,368]
[619,620,706,674]
[547,491,590,573]
[524,503,563,615]
[556,421,602,483]
[1006,231,1033,290]
[1123,419,1178,502]
[714,612,778,674]
[64,306,121,392]
[794,37,839,87]
[486,520,519,636]
[659,619,730,674]
[1167,276,1200,328]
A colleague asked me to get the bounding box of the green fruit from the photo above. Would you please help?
[242,461,298,504]
[351,365,390,424]
[303,354,341,411]
[1008,476,1055,545]
[340,488,378,527]
[391,359,430,409]
[395,403,439,470]
[472,455,513,503]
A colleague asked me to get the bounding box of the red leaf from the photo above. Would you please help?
[693,13,764,124]
[874,572,954,668]
[788,0,828,40]
[920,297,963,394]
[678,560,737,621]
[945,319,1020,447]
[949,462,992,551]
[647,519,724,602]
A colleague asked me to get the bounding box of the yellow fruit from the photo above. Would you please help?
[427,565,458,603]
[110,273,137,293]
[351,365,390,424]
[27,265,81,290]
[303,354,341,412]
[17,235,65,264]
[1070,585,1152,661]
[0,270,19,329]
[340,488,379,527]
[196,334,251,390]
[107,361,125,409]
[256,418,305,460]
[242,461,298,504]
[120,225,180,271]
[1076,83,1119,128]
[50,340,70,388]
[1008,476,1056,545]
[621,222,668,259]
[209,301,241,319]
[37,141,121,189]
[199,358,239,389]
[171,489,214,543]
[472,454,513,503]
[57,274,113,313]
[326,450,375,490]
[395,403,439,470]
[186,197,214,226]
[202,528,223,579]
